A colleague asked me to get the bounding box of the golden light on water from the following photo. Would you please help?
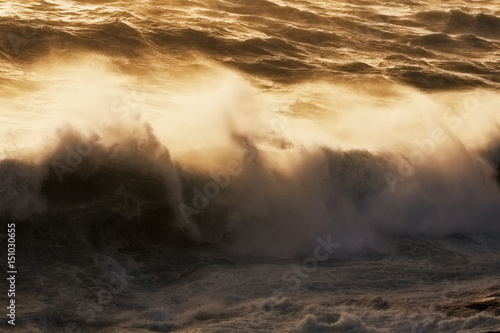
[2,0,500,332]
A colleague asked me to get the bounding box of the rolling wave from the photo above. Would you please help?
[4,81,500,258]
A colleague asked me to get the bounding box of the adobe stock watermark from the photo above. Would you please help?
[51,87,146,183]
[2,129,21,159]
[178,142,257,225]
[280,235,340,292]
[384,92,482,192]
[6,223,17,326]
[69,256,133,331]
[352,13,390,48]
[178,115,288,225]
[8,23,38,54]
[32,256,132,332]
[439,277,461,301]
[261,235,341,312]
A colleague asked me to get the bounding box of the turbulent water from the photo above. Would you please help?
[1,0,500,332]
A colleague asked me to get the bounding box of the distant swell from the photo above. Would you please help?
[1,5,499,89]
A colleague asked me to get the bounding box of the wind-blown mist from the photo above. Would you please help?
[2,59,500,258]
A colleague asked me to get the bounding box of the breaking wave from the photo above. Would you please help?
[2,62,500,258]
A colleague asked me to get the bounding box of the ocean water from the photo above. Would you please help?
[1,0,500,332]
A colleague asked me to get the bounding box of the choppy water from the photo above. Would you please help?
[1,0,500,332]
